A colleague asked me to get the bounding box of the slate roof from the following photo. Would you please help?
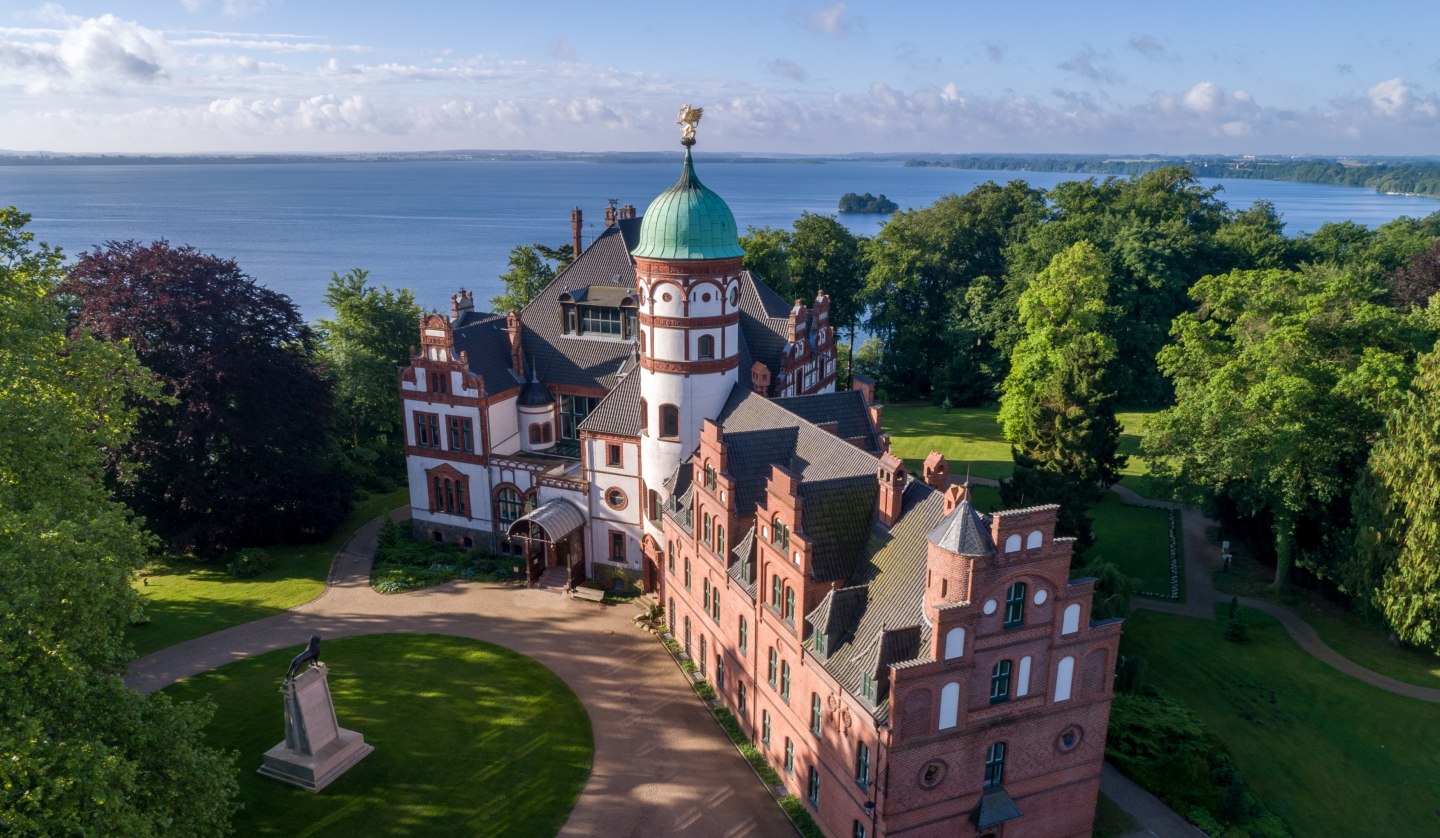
[450,311,520,394]
[715,385,880,583]
[773,389,882,453]
[972,788,1023,828]
[518,375,554,406]
[727,526,758,598]
[927,499,995,557]
[806,584,869,642]
[734,271,793,385]
[577,367,641,437]
[516,219,643,391]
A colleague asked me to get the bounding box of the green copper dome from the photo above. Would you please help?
[632,147,746,261]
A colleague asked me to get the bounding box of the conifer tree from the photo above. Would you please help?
[999,240,1125,550]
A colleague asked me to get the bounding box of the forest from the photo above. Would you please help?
[907,155,1440,199]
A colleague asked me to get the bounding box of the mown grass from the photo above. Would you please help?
[128,489,408,657]
[1089,492,1180,599]
[165,634,592,837]
[1121,608,1440,836]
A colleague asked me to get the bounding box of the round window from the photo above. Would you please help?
[662,292,673,303]
[606,489,627,510]
[982,599,998,615]
[729,286,738,305]
[1057,726,1083,753]
[702,291,712,303]
[1033,588,1048,606]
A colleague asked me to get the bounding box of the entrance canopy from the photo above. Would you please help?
[507,498,586,544]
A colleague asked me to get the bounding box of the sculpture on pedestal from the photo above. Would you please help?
[257,634,374,792]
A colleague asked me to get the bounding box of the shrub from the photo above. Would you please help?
[226,548,275,578]
[694,681,716,702]
[1115,654,1148,693]
[1223,618,1251,644]
[778,795,825,838]
[370,529,519,593]
[376,515,403,550]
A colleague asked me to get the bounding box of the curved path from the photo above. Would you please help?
[127,511,793,838]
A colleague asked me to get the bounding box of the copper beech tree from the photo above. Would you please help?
[61,240,352,554]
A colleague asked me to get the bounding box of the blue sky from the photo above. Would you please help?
[2,1,1439,154]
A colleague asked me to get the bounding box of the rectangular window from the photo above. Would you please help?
[781,661,791,703]
[738,615,748,653]
[984,742,1006,789]
[711,589,720,624]
[610,532,625,563]
[606,443,622,467]
[580,306,622,335]
[762,710,771,746]
[715,656,725,691]
[415,412,440,448]
[447,416,474,453]
[814,630,827,657]
[807,766,820,808]
[699,635,707,676]
[767,648,777,688]
[667,541,675,573]
[1004,582,1027,628]
[860,673,876,704]
[785,738,794,775]
[855,742,870,787]
[684,558,691,590]
[738,681,747,717]
[559,395,598,444]
[810,692,822,736]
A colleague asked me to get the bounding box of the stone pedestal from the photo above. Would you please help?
[257,663,373,792]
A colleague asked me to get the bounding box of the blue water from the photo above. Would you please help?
[2,159,1436,318]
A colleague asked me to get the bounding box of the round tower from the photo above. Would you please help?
[634,116,744,538]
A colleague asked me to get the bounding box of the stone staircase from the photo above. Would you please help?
[533,565,571,594]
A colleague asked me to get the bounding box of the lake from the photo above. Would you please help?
[2,158,1436,318]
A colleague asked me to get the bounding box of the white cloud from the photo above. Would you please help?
[0,12,172,93]
[1181,81,1223,115]
[800,2,859,37]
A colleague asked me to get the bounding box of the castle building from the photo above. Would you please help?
[400,126,1120,837]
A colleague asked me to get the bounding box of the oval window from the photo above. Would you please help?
[606,489,627,509]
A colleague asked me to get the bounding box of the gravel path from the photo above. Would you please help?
[126,510,793,838]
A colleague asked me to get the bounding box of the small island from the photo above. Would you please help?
[838,192,899,214]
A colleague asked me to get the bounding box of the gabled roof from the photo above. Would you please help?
[774,389,882,453]
[714,385,880,583]
[727,525,758,598]
[807,584,869,640]
[450,311,519,394]
[577,367,641,437]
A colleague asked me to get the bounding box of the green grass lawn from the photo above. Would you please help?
[1089,492,1180,599]
[165,634,592,836]
[128,488,408,657]
[1121,608,1440,835]
[1114,410,1171,501]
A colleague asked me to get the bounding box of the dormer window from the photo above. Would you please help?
[581,306,621,335]
[813,629,827,656]
[860,672,875,703]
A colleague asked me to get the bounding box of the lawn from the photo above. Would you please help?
[165,634,592,836]
[885,405,1167,501]
[1213,549,1440,689]
[128,488,408,657]
[1089,492,1179,600]
[1121,608,1440,836]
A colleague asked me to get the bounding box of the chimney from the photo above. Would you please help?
[571,207,583,258]
[450,288,474,320]
[506,311,524,376]
[787,300,808,343]
[604,201,618,228]
[922,451,948,491]
[619,203,637,220]
[851,374,876,406]
[750,362,771,395]
[877,452,907,528]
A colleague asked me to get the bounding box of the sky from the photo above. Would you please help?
[2,1,1439,155]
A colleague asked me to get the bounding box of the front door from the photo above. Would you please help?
[554,538,570,568]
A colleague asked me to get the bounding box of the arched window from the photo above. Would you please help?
[660,404,679,439]
[712,588,720,623]
[772,515,789,550]
[938,682,960,729]
[781,660,791,701]
[1004,533,1022,553]
[1055,656,1075,702]
[1026,529,1043,549]
[716,524,725,553]
[739,615,748,652]
[496,487,523,524]
[698,334,715,360]
[990,660,1012,704]
[1017,656,1032,697]
[703,577,710,606]
[768,647,778,687]
[1004,582,1027,628]
[684,557,691,590]
[684,616,691,654]
[541,423,552,443]
[639,398,648,431]
[784,586,795,624]
[528,424,541,444]
[699,635,707,675]
[703,512,712,542]
[524,490,537,514]
[1062,603,1082,635]
[944,627,965,660]
[638,330,646,353]
[811,692,822,736]
[771,573,783,612]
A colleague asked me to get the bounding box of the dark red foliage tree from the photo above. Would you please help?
[61,240,353,554]
[1386,238,1440,308]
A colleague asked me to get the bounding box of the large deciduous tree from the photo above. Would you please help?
[490,243,566,312]
[0,209,238,834]
[1144,265,1428,589]
[1348,344,1440,652]
[317,268,421,489]
[61,240,353,554]
[739,225,794,300]
[999,241,1125,550]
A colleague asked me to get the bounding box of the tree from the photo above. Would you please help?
[999,241,1125,550]
[1349,344,1440,652]
[1145,265,1427,589]
[490,243,566,312]
[0,209,238,834]
[739,225,793,300]
[788,213,866,386]
[316,269,422,489]
[61,240,353,554]
[1385,239,1440,309]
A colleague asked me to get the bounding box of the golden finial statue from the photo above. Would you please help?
[676,104,703,146]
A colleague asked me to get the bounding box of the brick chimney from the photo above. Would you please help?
[923,451,948,491]
[450,288,474,320]
[571,207,583,258]
[604,201,617,228]
[851,374,876,406]
[506,311,524,376]
[619,203,637,220]
[877,452,907,528]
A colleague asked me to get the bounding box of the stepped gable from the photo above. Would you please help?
[714,385,879,582]
[773,389,882,452]
[516,218,643,391]
[450,311,520,394]
[576,367,641,436]
[812,482,949,718]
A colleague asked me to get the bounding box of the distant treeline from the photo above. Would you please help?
[906,156,1440,199]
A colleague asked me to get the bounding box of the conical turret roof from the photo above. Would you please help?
[926,499,996,557]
